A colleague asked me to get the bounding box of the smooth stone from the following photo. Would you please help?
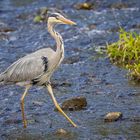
[55,128,68,135]
[0,27,15,33]
[104,112,123,122]
[55,96,87,111]
[74,2,94,10]
[32,101,44,106]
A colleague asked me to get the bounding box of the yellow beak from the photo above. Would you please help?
[60,17,76,25]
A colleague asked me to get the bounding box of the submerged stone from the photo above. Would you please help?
[74,2,94,10]
[56,128,68,135]
[47,128,77,139]
[4,119,22,125]
[109,2,128,9]
[0,27,15,33]
[104,112,123,122]
[0,33,9,40]
[56,96,87,111]
[32,100,44,106]
[63,55,80,64]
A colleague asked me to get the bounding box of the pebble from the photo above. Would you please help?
[57,96,87,111]
[63,55,80,64]
[110,2,128,9]
[74,2,94,10]
[104,112,123,122]
[56,128,68,135]
[0,27,15,33]
[4,119,22,125]
[32,101,43,106]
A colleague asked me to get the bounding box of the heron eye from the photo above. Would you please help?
[55,16,59,20]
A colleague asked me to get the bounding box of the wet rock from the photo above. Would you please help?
[32,101,44,106]
[52,81,72,88]
[109,27,120,32]
[109,2,128,9]
[11,0,35,7]
[28,118,37,124]
[47,128,76,139]
[16,13,30,20]
[0,33,9,40]
[0,27,15,33]
[59,82,72,87]
[63,55,80,64]
[132,24,140,29]
[104,112,123,122]
[4,119,22,125]
[129,117,140,122]
[56,97,87,111]
[55,128,68,135]
[72,48,82,53]
[88,24,96,30]
[74,2,94,10]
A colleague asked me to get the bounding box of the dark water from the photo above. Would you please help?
[0,0,140,140]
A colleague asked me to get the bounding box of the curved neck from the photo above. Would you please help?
[47,22,64,54]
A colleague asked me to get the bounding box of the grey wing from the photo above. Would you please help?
[2,56,46,83]
[1,48,55,83]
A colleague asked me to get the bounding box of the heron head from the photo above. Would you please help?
[47,12,76,25]
[40,8,76,25]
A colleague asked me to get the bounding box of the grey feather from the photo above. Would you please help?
[1,48,55,85]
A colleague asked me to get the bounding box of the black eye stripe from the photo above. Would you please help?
[50,14,59,18]
[55,16,59,20]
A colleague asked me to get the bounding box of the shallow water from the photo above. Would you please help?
[0,0,140,140]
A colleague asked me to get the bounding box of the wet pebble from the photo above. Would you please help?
[129,117,140,122]
[55,128,68,135]
[88,24,96,30]
[32,101,44,106]
[63,55,80,64]
[16,13,30,20]
[4,119,22,125]
[28,118,37,124]
[56,96,87,111]
[104,112,123,122]
[132,24,140,29]
[74,2,94,10]
[109,2,128,9]
[52,81,72,88]
[0,27,15,33]
[0,33,9,40]
[109,27,120,32]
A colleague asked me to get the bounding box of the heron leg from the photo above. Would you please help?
[47,84,77,127]
[20,85,31,128]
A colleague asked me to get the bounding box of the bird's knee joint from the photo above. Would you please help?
[56,104,61,110]
[45,81,51,87]
[20,98,24,104]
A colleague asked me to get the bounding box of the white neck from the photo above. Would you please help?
[47,22,64,55]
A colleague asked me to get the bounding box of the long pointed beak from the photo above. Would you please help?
[60,17,76,25]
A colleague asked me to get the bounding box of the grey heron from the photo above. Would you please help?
[0,11,77,128]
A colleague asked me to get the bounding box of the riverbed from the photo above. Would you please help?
[0,0,140,139]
